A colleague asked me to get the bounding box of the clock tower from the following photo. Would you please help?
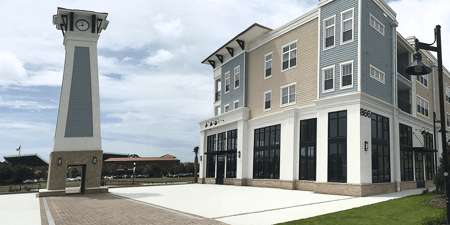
[41,8,109,196]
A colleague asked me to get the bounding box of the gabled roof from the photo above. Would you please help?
[201,23,272,64]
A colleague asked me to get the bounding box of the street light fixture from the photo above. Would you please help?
[405,25,449,222]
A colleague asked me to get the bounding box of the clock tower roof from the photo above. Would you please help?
[53,7,109,35]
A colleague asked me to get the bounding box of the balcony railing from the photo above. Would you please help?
[398,99,411,114]
[215,91,221,102]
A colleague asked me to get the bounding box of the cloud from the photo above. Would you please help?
[142,49,175,66]
[0,97,57,111]
[153,14,184,39]
[0,52,27,85]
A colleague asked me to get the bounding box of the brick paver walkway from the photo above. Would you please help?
[40,193,226,225]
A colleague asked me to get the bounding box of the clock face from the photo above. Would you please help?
[75,19,90,31]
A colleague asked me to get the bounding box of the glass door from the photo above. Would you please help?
[415,152,424,188]
[216,155,225,184]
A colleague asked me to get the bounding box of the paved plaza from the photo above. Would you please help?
[0,184,435,225]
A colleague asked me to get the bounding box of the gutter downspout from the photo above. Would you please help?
[391,20,400,192]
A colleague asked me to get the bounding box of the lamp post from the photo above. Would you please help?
[133,162,136,185]
[405,25,449,222]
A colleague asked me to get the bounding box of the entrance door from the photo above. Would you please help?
[216,155,225,184]
[415,152,425,188]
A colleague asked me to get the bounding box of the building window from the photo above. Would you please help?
[324,15,335,49]
[265,52,272,78]
[417,96,429,117]
[340,61,353,88]
[226,129,237,178]
[225,71,230,93]
[264,91,271,111]
[253,124,281,179]
[280,83,296,106]
[426,154,434,180]
[206,155,215,178]
[234,65,240,89]
[206,134,216,178]
[418,75,428,87]
[341,9,354,44]
[217,132,226,151]
[128,165,133,170]
[322,65,335,92]
[224,104,230,113]
[370,14,385,36]
[328,111,347,183]
[281,41,297,71]
[399,123,413,181]
[233,100,239,110]
[424,132,433,150]
[300,118,316,181]
[447,114,450,127]
[370,65,385,84]
[371,113,390,183]
[118,165,124,169]
[445,84,450,103]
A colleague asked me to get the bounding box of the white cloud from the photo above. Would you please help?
[0,52,27,85]
[0,97,57,111]
[142,49,175,66]
[153,14,184,39]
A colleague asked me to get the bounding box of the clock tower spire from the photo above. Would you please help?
[41,8,109,197]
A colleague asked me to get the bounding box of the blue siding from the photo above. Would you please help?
[319,0,359,98]
[360,0,394,104]
[65,46,93,137]
[221,52,246,112]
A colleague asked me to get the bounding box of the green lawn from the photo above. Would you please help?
[279,194,445,225]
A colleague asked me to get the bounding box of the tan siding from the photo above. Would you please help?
[247,18,318,119]
[415,55,434,124]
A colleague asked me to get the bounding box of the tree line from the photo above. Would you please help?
[0,164,48,185]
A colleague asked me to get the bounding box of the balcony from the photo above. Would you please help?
[215,91,221,102]
[398,99,411,114]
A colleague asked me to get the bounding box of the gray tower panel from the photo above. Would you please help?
[65,46,93,137]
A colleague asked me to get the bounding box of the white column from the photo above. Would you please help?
[316,109,328,182]
[392,109,401,191]
[236,120,248,179]
[199,130,206,178]
[280,109,297,181]
[347,105,362,184]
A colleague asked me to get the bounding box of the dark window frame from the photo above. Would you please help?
[328,111,347,183]
[371,113,390,183]
[300,118,317,181]
[399,123,413,181]
[253,124,281,179]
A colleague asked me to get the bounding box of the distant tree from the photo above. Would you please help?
[193,146,199,182]
[109,164,117,175]
[161,168,168,176]
[169,167,177,176]
[135,166,143,175]
[434,146,450,193]
[101,163,109,176]
[41,166,48,180]
[72,168,79,177]
[0,164,13,184]
[13,165,34,184]
[143,166,153,177]
[151,164,162,177]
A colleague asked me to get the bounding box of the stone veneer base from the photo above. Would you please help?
[198,178,435,197]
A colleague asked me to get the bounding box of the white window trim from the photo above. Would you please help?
[417,74,428,89]
[416,95,429,119]
[370,13,385,36]
[370,65,385,84]
[280,40,298,72]
[340,8,355,45]
[224,104,230,113]
[322,65,335,93]
[280,82,297,107]
[234,65,240,89]
[263,90,272,112]
[233,100,239,110]
[225,71,230,94]
[340,60,354,90]
[264,52,273,79]
[323,15,336,51]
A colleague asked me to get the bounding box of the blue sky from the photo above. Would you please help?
[0,0,449,163]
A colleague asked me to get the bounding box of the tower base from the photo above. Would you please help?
[44,150,106,195]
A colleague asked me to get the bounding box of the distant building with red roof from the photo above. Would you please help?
[103,154,180,174]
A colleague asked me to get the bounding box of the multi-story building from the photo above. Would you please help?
[198,0,450,196]
[103,154,180,174]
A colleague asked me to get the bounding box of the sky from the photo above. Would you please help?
[0,0,449,164]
